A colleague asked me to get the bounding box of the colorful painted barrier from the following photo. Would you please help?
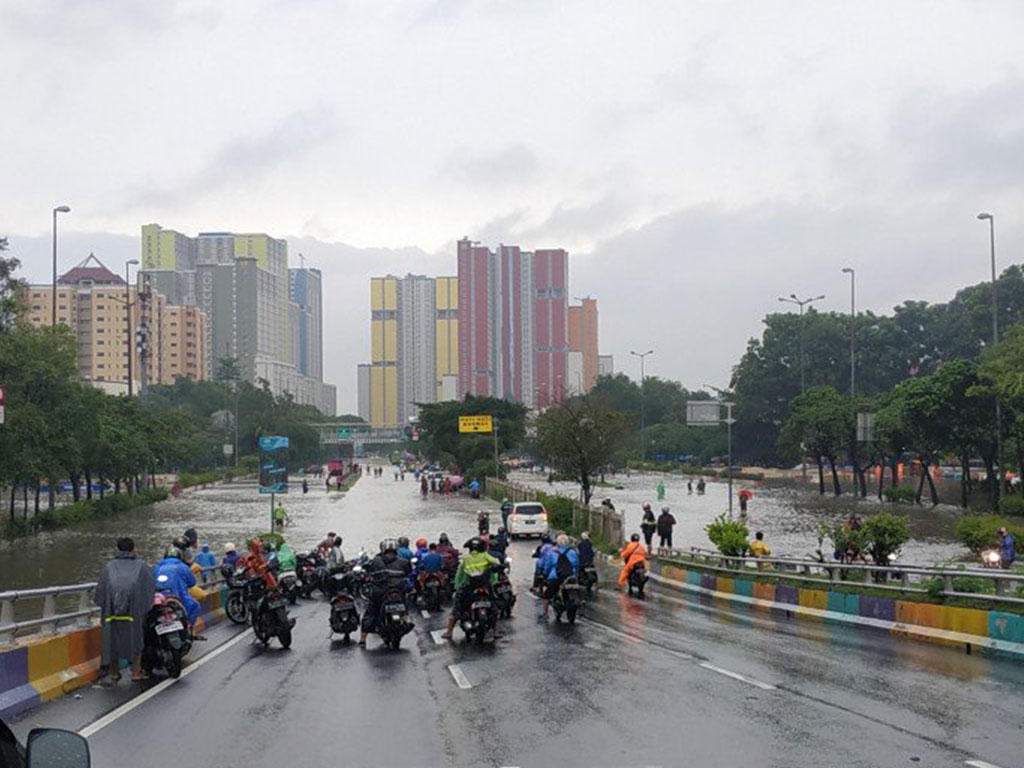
[647,557,1024,660]
[0,584,229,719]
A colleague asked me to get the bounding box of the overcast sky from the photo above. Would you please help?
[3,0,1024,413]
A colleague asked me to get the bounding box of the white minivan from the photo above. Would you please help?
[507,501,549,539]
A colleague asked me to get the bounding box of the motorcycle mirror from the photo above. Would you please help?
[0,718,25,766]
[26,728,91,768]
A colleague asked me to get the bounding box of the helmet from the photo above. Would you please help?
[467,537,486,553]
[661,506,670,513]
[165,546,182,559]
[416,538,428,549]
[224,542,236,553]
[398,536,410,548]
[497,527,506,535]
[172,536,190,551]
[333,536,343,547]
[502,497,509,503]
[556,534,569,547]
[380,538,398,554]
[630,533,640,542]
[581,531,590,540]
[541,534,552,544]
[439,532,450,545]
[642,503,652,511]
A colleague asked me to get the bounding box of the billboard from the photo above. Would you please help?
[458,415,493,433]
[258,435,289,494]
[686,401,722,427]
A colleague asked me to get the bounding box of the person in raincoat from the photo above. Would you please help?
[618,534,648,587]
[95,537,155,683]
[152,547,200,626]
[656,480,666,500]
[277,540,298,572]
[196,542,217,584]
[640,504,657,550]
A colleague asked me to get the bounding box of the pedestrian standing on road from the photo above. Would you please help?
[697,478,706,495]
[998,527,1017,569]
[687,479,693,495]
[95,537,154,684]
[640,504,656,550]
[500,497,513,529]
[656,506,676,548]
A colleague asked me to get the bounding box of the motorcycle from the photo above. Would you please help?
[579,563,598,594]
[250,575,295,648]
[296,551,325,598]
[493,561,516,618]
[421,570,446,612]
[627,561,648,598]
[981,548,1003,569]
[327,568,362,642]
[372,573,413,650]
[142,578,193,679]
[456,573,499,644]
[552,575,582,624]
[278,569,300,605]
[224,564,250,625]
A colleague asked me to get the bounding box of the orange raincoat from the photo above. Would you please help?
[618,540,648,585]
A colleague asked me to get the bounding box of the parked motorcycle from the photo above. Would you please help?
[142,578,193,678]
[278,569,300,605]
[296,551,325,598]
[223,564,250,625]
[627,561,648,598]
[552,575,582,624]
[456,574,499,644]
[250,575,295,648]
[327,568,361,642]
[579,563,598,594]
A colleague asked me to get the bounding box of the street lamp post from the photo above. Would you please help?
[630,349,654,461]
[978,212,1001,504]
[125,259,139,397]
[51,206,71,326]
[841,267,858,495]
[778,293,824,484]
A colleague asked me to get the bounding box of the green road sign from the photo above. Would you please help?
[336,427,352,440]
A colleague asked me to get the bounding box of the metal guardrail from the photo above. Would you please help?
[0,566,226,644]
[659,547,1024,607]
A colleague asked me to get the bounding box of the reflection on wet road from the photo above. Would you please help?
[11,462,1022,768]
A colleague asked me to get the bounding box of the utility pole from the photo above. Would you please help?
[778,293,825,485]
[630,349,654,462]
[978,212,1001,505]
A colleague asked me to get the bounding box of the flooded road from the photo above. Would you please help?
[510,469,969,565]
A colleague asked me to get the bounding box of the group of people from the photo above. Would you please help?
[639,503,677,548]
[529,532,594,617]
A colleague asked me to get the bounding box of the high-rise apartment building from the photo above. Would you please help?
[598,354,614,378]
[456,238,569,409]
[568,297,599,392]
[140,224,336,415]
[23,254,207,393]
[361,274,459,428]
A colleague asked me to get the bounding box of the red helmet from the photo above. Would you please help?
[416,538,428,549]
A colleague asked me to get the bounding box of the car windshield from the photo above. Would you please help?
[514,505,545,517]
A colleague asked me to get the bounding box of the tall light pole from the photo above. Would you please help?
[840,268,856,399]
[51,206,71,326]
[125,259,139,397]
[778,293,824,484]
[631,349,654,461]
[978,212,1001,503]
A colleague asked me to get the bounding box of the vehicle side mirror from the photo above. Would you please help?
[26,728,91,768]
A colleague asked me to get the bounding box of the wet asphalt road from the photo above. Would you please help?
[12,463,1024,768]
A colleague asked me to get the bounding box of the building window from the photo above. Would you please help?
[31,304,41,310]
[97,364,105,369]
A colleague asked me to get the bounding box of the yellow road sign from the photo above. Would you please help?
[459,415,493,433]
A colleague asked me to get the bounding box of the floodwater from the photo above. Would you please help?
[509,469,968,565]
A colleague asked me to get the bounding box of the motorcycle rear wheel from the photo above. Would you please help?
[226,593,248,624]
[278,628,292,649]
[164,651,182,679]
[567,604,577,624]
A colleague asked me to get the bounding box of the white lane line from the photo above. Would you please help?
[431,630,447,645]
[965,760,1006,768]
[577,617,643,645]
[698,662,776,691]
[447,664,472,689]
[80,628,254,739]
[421,608,431,619]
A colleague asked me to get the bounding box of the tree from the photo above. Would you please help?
[778,386,852,496]
[0,238,26,332]
[875,376,946,505]
[415,396,527,476]
[534,395,629,506]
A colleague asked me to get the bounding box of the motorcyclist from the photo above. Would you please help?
[277,540,298,573]
[221,542,239,570]
[500,497,513,529]
[327,536,345,570]
[436,532,459,574]
[477,510,490,535]
[417,542,446,589]
[414,538,430,561]
[578,531,595,569]
[440,537,502,640]
[152,546,200,626]
[359,539,413,646]
[541,534,579,618]
[317,532,337,558]
[397,537,414,561]
[490,527,509,559]
[618,534,648,588]
[531,534,554,592]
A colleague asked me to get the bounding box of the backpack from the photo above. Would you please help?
[555,548,574,581]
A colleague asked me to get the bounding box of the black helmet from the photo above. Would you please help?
[398,536,410,548]
[631,533,640,542]
[467,537,486,553]
[380,538,398,554]
[439,532,450,545]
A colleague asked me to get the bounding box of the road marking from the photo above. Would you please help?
[966,760,1006,768]
[447,663,472,689]
[80,628,254,739]
[421,608,431,618]
[577,617,642,645]
[431,630,447,645]
[698,662,776,690]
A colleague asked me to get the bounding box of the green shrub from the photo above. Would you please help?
[883,487,917,504]
[538,493,574,531]
[861,512,911,565]
[998,496,1024,516]
[706,514,749,556]
[921,570,996,598]
[823,521,869,562]
[956,515,1024,555]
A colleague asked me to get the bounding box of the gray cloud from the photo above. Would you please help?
[442,144,539,187]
